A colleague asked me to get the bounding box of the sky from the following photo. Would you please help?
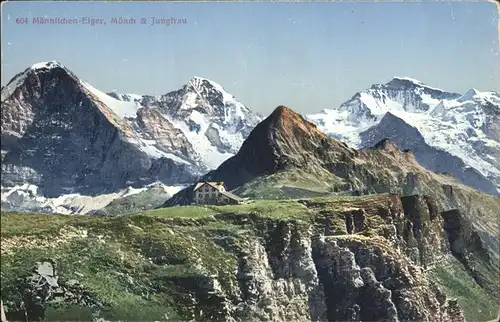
[1,1,499,115]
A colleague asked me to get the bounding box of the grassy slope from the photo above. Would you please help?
[428,256,499,322]
[233,168,343,199]
[1,195,498,321]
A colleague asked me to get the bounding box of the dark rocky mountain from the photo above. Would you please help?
[1,62,261,205]
[1,62,197,197]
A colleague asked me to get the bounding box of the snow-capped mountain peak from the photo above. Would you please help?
[458,88,500,105]
[1,60,83,103]
[81,80,142,119]
[308,80,500,195]
[385,76,445,92]
[30,61,65,70]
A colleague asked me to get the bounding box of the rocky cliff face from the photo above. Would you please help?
[111,76,262,168]
[1,62,198,197]
[3,193,496,321]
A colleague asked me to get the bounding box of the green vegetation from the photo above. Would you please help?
[103,186,171,215]
[1,212,241,321]
[428,257,499,322]
[234,168,342,199]
[137,204,219,219]
[1,193,498,321]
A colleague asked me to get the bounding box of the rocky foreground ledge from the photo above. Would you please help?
[1,194,498,321]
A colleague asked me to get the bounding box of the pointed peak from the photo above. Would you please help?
[190,75,210,82]
[269,105,316,126]
[458,88,481,101]
[188,75,207,83]
[271,105,294,117]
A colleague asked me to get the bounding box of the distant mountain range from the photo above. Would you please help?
[165,104,496,212]
[1,61,499,214]
[307,77,500,196]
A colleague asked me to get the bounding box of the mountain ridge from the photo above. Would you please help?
[1,61,261,203]
[307,79,500,195]
[164,105,491,207]
[2,61,499,215]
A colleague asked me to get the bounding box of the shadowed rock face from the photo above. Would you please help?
[400,195,448,267]
[135,107,196,159]
[1,65,197,197]
[359,112,498,196]
[199,105,355,190]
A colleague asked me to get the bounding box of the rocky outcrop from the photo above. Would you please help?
[3,261,102,321]
[161,194,475,321]
[134,107,197,160]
